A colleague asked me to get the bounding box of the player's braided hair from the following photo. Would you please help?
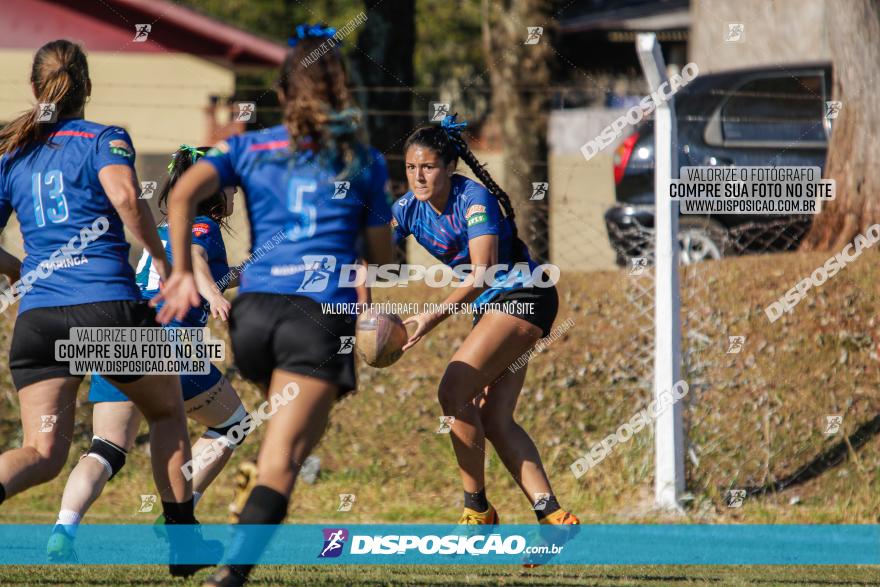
[0,40,90,157]
[404,116,528,262]
[159,145,230,230]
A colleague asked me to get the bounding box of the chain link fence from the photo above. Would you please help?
[568,211,865,513]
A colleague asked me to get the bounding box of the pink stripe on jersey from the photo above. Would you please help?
[50,130,96,138]
[248,140,289,151]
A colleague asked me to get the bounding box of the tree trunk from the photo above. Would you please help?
[350,0,416,196]
[483,0,555,262]
[801,0,880,251]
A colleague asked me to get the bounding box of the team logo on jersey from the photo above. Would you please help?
[298,255,337,293]
[467,213,488,227]
[192,223,210,237]
[109,139,134,159]
[319,528,349,558]
[465,204,486,219]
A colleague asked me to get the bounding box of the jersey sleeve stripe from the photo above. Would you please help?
[248,140,290,152]
[50,130,96,139]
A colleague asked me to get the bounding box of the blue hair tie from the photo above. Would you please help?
[440,114,468,133]
[440,114,468,154]
[288,23,338,47]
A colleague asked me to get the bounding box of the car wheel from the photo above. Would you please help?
[677,217,727,264]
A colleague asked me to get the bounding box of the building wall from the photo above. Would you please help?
[549,108,623,273]
[689,0,830,73]
[0,50,235,258]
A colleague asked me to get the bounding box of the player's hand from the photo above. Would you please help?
[208,293,231,321]
[402,312,440,351]
[151,271,200,324]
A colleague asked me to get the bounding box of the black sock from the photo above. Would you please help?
[162,497,196,524]
[0,482,5,506]
[535,495,561,520]
[463,488,489,512]
[228,485,289,579]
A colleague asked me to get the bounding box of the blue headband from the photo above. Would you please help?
[288,24,338,47]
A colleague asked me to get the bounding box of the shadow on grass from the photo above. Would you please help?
[740,414,880,497]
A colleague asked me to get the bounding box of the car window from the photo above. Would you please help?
[720,75,825,143]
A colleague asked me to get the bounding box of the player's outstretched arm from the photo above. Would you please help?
[192,244,230,321]
[402,234,498,351]
[153,161,221,323]
[99,164,170,280]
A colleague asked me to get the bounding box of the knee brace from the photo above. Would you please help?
[205,404,250,448]
[83,436,127,480]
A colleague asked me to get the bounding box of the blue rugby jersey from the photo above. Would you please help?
[135,215,229,327]
[202,125,392,304]
[0,119,141,312]
[391,174,536,307]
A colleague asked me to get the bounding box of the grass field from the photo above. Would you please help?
[1,564,879,586]
[1,250,880,583]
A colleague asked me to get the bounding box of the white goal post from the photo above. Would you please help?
[635,33,685,510]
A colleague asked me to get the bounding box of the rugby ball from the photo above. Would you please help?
[355,310,407,368]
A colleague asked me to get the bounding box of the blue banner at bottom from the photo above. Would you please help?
[2,524,878,565]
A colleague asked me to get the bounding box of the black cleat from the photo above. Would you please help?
[167,523,223,578]
[202,565,249,586]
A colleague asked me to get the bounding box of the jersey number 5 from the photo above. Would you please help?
[32,170,69,227]
[285,179,317,242]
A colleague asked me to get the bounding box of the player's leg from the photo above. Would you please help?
[48,399,141,561]
[63,300,195,515]
[478,363,555,504]
[0,377,79,501]
[479,362,577,523]
[438,310,541,523]
[57,400,141,522]
[251,370,334,496]
[208,370,335,586]
[205,293,353,586]
[183,375,248,499]
[115,373,224,577]
[112,374,193,508]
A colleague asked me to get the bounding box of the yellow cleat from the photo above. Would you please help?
[457,504,500,525]
[227,460,259,523]
[539,509,580,526]
[524,510,580,568]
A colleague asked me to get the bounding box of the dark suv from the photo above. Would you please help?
[604,63,832,265]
